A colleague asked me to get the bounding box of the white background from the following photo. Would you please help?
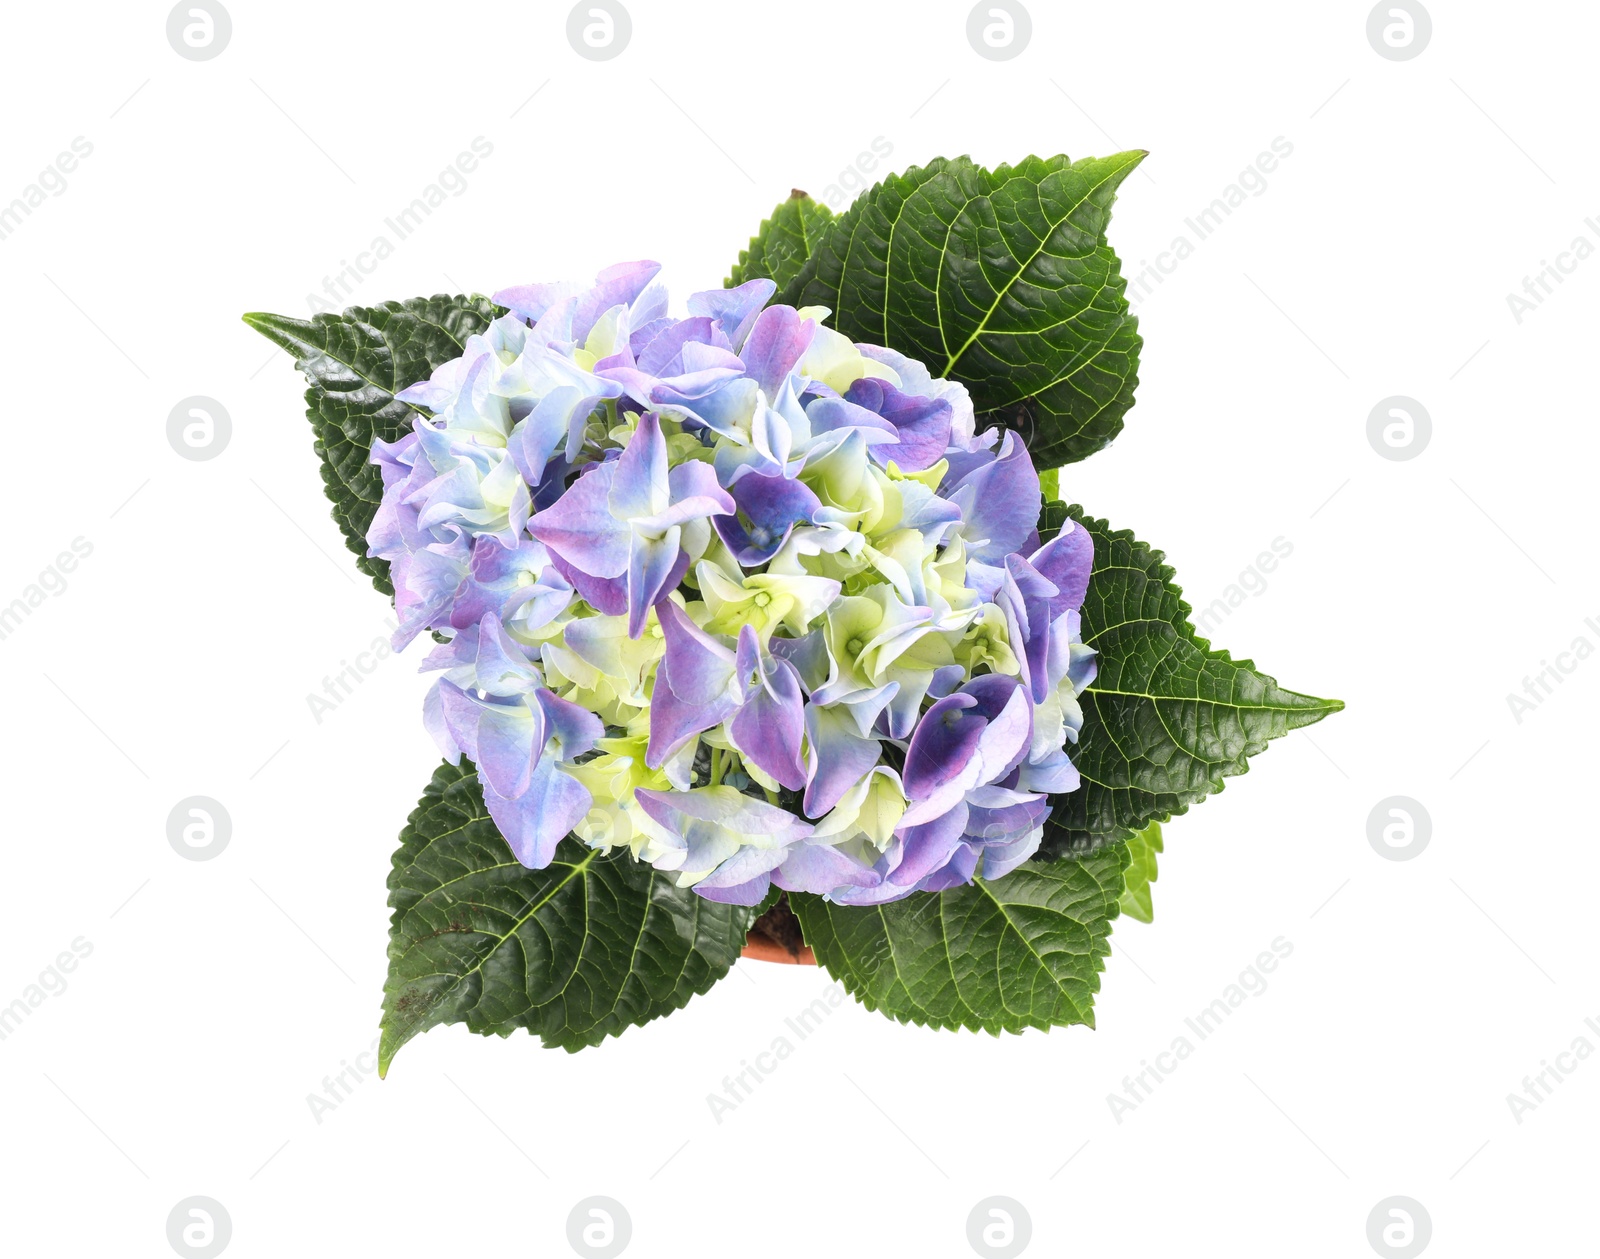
[1,1,1594,1255]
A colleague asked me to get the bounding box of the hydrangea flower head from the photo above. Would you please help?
[366,262,1096,904]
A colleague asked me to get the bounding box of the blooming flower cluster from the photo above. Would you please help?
[367,261,1097,906]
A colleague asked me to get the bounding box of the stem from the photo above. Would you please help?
[763,786,779,806]
[709,747,724,787]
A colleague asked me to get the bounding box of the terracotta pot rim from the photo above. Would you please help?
[740,935,816,965]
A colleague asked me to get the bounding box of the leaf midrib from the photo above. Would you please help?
[940,156,1139,381]
[973,874,1093,1024]
[1087,684,1342,714]
[389,850,599,1032]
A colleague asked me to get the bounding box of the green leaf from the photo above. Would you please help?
[790,845,1129,1034]
[1038,507,1343,860]
[727,191,834,291]
[783,152,1145,466]
[1117,822,1163,924]
[243,295,501,594]
[381,761,751,1070]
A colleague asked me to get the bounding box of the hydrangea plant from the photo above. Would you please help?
[247,152,1340,1070]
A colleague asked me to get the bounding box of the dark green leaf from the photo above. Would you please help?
[381,761,751,1070]
[784,152,1145,466]
[728,192,834,291]
[1038,507,1343,860]
[781,159,950,327]
[790,845,1129,1034]
[1117,822,1163,924]
[242,295,500,594]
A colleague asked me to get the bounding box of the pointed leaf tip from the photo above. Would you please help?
[380,761,752,1066]
[781,152,1144,466]
[242,295,501,596]
[1039,505,1342,859]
